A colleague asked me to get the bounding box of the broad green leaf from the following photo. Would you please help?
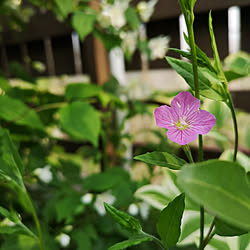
[224,51,250,77]
[220,150,250,173]
[238,233,250,250]
[59,101,101,146]
[83,172,117,191]
[177,160,250,231]
[215,218,247,237]
[55,0,73,17]
[0,95,44,130]
[135,184,174,210]
[134,151,186,170]
[65,83,101,101]
[93,29,121,51]
[166,57,226,101]
[72,11,96,41]
[0,76,11,91]
[125,6,140,30]
[1,234,39,250]
[208,237,230,250]
[157,193,185,248]
[108,235,153,250]
[104,203,142,233]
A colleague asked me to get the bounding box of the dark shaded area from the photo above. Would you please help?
[241,6,250,52]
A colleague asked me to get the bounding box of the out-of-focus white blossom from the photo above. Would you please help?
[1,218,16,227]
[137,0,158,23]
[34,165,53,184]
[120,31,138,55]
[140,202,150,220]
[81,193,93,205]
[128,203,139,216]
[99,0,130,30]
[58,233,71,248]
[148,36,170,60]
[94,190,116,216]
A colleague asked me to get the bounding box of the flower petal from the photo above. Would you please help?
[154,105,178,129]
[167,128,198,145]
[171,91,200,117]
[188,110,216,134]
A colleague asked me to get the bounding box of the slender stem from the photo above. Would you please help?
[226,93,238,162]
[202,219,216,249]
[143,232,167,250]
[34,102,67,113]
[199,206,205,250]
[26,194,44,250]
[183,144,194,163]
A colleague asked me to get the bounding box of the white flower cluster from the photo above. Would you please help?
[34,165,53,184]
[137,0,158,23]
[98,0,131,30]
[149,36,170,60]
[57,233,71,248]
[81,190,116,216]
[128,202,150,220]
[120,31,138,55]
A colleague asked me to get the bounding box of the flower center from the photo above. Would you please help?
[175,119,189,131]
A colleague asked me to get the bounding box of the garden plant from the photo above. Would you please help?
[0,0,249,250]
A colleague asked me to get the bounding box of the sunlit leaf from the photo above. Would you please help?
[157,193,185,247]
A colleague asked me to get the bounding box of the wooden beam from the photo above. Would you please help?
[90,0,110,85]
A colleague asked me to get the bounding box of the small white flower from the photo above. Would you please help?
[34,165,53,184]
[58,233,70,248]
[148,36,170,60]
[94,190,116,216]
[137,0,158,23]
[120,31,138,55]
[99,0,130,29]
[81,193,93,205]
[140,202,150,220]
[128,203,139,216]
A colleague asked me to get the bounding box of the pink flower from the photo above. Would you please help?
[154,91,216,145]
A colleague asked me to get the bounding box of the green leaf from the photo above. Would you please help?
[215,218,248,237]
[0,76,11,91]
[0,95,44,130]
[0,207,37,239]
[166,57,226,101]
[208,11,225,81]
[177,160,250,231]
[65,83,101,101]
[93,29,121,51]
[55,0,73,17]
[72,11,96,41]
[208,237,230,250]
[0,131,25,190]
[157,193,185,248]
[135,185,174,210]
[125,6,140,30]
[59,101,101,146]
[246,125,250,151]
[104,203,142,233]
[224,51,250,77]
[134,151,186,170]
[238,233,250,250]
[220,150,250,173]
[108,235,153,250]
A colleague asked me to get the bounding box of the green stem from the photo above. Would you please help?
[26,194,44,250]
[183,144,194,163]
[199,206,205,250]
[34,102,67,113]
[143,232,167,250]
[202,219,216,249]
[226,92,238,162]
[179,2,205,248]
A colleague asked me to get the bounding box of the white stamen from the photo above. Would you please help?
[176,102,181,108]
